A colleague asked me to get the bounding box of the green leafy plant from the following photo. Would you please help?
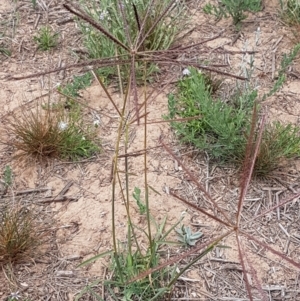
[263,43,300,100]
[167,67,254,162]
[175,225,203,247]
[203,0,262,27]
[77,212,179,300]
[60,72,93,98]
[106,230,172,300]
[33,26,58,51]
[132,187,146,214]
[6,105,99,162]
[0,206,39,263]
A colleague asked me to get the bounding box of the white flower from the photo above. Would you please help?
[58,121,68,131]
[93,119,100,127]
[99,10,108,20]
[182,68,191,76]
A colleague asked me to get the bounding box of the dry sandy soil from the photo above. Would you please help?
[1,0,300,300]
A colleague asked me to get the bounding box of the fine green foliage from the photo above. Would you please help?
[263,43,300,100]
[203,0,262,27]
[77,215,176,300]
[31,0,37,10]
[60,72,93,98]
[0,33,11,57]
[7,106,99,162]
[33,26,58,51]
[79,0,186,80]
[167,68,255,162]
[133,187,146,214]
[254,122,300,176]
[3,166,12,188]
[175,225,203,247]
[108,242,170,301]
[280,0,300,24]
[0,206,39,263]
[0,47,11,57]
[168,67,300,175]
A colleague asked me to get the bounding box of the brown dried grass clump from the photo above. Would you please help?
[0,205,40,264]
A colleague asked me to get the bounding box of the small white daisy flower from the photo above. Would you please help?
[58,121,68,131]
[182,68,191,76]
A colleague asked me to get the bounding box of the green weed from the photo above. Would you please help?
[203,0,262,28]
[167,67,254,162]
[175,225,203,247]
[33,26,58,51]
[263,43,300,100]
[3,166,12,188]
[168,66,300,176]
[31,0,37,10]
[77,210,179,300]
[133,187,147,215]
[60,72,93,98]
[0,33,11,57]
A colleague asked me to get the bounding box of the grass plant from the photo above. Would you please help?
[78,0,187,81]
[280,0,300,25]
[254,122,300,176]
[0,205,39,263]
[6,104,99,162]
[33,26,58,51]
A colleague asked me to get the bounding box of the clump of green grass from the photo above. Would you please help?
[6,105,100,162]
[254,122,300,176]
[77,206,179,301]
[78,0,186,81]
[33,26,59,51]
[107,242,170,300]
[0,206,39,263]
